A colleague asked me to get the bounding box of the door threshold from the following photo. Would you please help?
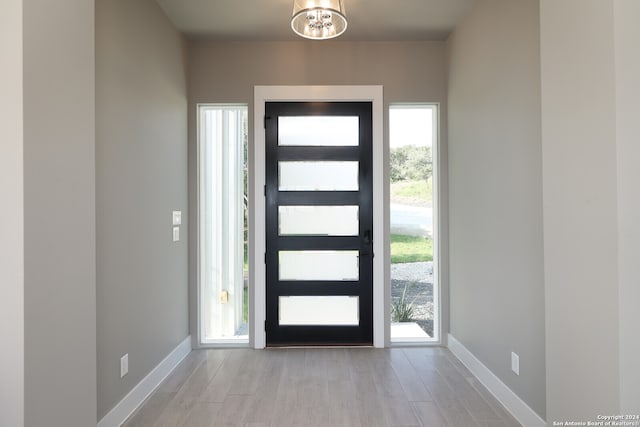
[266,343,374,349]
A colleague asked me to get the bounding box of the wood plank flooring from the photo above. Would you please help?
[123,347,522,427]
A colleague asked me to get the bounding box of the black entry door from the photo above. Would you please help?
[265,102,373,346]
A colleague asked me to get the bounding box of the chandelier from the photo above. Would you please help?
[291,0,348,40]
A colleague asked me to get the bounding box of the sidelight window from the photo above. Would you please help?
[198,105,248,344]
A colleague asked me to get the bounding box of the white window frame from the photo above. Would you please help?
[252,86,385,348]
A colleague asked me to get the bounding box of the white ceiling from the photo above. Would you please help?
[156,0,476,41]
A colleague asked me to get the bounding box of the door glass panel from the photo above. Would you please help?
[279,250,359,281]
[279,161,358,191]
[278,116,359,146]
[279,296,359,325]
[279,205,359,236]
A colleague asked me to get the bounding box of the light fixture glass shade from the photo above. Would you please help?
[291,0,347,40]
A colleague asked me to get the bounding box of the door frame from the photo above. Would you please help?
[252,86,384,348]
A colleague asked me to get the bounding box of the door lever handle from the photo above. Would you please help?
[363,230,372,246]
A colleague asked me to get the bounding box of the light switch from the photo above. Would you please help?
[172,226,180,242]
[172,210,182,226]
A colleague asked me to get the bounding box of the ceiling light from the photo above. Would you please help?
[291,0,347,40]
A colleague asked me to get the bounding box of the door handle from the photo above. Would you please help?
[363,230,372,246]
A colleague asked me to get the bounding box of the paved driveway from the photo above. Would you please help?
[390,203,432,237]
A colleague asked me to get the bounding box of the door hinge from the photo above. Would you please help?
[264,253,267,264]
[264,185,266,196]
[264,320,267,331]
[264,115,271,129]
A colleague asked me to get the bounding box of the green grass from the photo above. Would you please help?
[390,179,432,203]
[391,234,433,264]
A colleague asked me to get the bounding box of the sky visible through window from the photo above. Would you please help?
[390,107,433,148]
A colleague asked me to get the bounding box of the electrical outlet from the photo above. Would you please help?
[120,353,129,378]
[511,352,519,376]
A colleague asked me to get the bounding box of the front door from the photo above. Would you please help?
[265,102,373,346]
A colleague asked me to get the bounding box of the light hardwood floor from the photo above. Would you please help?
[123,347,522,427]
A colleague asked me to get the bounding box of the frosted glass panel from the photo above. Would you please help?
[279,206,358,236]
[279,250,359,281]
[279,161,358,191]
[279,116,359,146]
[279,296,359,325]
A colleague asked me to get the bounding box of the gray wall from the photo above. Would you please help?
[614,0,640,412]
[540,0,620,420]
[23,0,97,425]
[541,0,640,419]
[446,0,546,418]
[96,0,189,419]
[187,40,449,346]
[0,0,24,425]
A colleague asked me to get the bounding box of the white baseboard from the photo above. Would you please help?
[97,336,192,427]
[447,334,546,427]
